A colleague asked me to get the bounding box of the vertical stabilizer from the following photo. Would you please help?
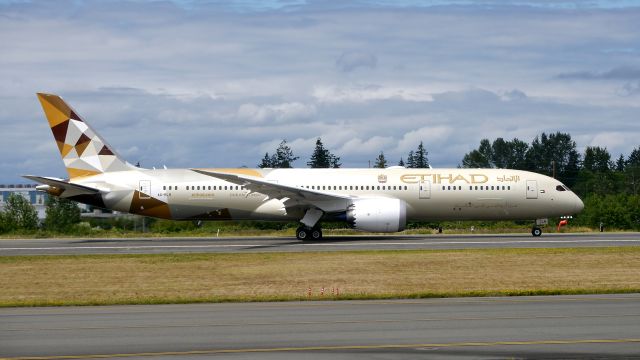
[36,93,135,179]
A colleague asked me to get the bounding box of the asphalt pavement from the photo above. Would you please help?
[1,294,639,359]
[0,232,639,255]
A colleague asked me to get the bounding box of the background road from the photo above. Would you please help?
[1,294,639,359]
[1,232,639,256]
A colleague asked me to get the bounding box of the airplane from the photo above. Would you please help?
[25,93,584,240]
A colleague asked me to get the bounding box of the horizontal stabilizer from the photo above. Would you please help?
[22,175,101,197]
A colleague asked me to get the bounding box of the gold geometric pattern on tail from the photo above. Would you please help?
[37,93,133,179]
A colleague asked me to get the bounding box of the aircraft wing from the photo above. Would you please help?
[22,175,101,197]
[191,169,351,213]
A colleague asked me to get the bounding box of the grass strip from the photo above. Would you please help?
[1,247,639,307]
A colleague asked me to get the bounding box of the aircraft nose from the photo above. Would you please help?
[575,195,584,213]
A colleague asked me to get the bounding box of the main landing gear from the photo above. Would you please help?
[297,208,324,241]
[296,226,323,241]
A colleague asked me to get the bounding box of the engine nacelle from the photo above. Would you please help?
[346,198,407,233]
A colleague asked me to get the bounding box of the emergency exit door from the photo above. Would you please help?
[139,180,151,199]
[526,180,538,199]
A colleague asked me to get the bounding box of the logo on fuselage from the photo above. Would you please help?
[401,173,489,184]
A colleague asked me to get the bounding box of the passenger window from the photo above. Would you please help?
[224,186,227,190]
[508,186,511,190]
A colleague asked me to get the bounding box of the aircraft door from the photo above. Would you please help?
[139,180,151,199]
[419,180,431,199]
[526,180,538,199]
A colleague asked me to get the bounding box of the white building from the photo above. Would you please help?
[0,184,48,219]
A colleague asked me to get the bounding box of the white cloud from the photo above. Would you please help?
[337,136,395,156]
[2,1,640,181]
[313,84,435,103]
[237,102,316,124]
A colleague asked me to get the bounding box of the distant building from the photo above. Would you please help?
[0,184,93,220]
[0,184,48,219]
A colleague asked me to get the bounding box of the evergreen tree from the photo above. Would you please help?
[625,147,640,195]
[44,196,81,232]
[525,132,580,187]
[2,193,38,231]
[374,151,387,168]
[627,147,640,167]
[462,138,527,169]
[258,152,273,168]
[307,138,341,168]
[462,139,492,168]
[583,146,612,173]
[414,142,429,168]
[406,151,415,168]
[258,140,299,168]
[398,157,405,167]
[616,154,626,172]
[272,140,298,168]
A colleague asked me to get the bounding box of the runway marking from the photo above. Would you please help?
[1,239,640,251]
[4,313,638,332]
[2,338,639,359]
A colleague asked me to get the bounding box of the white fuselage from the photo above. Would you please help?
[76,167,584,222]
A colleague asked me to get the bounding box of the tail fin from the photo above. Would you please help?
[36,93,135,180]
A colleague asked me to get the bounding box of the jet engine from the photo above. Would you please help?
[346,198,407,233]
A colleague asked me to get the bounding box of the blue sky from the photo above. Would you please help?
[1,0,639,182]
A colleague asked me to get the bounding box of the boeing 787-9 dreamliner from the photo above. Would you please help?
[25,93,584,240]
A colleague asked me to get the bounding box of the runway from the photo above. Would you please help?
[1,232,639,255]
[1,294,638,359]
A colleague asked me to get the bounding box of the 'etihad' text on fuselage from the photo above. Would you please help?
[401,173,489,184]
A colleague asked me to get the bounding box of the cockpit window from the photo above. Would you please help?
[556,185,566,192]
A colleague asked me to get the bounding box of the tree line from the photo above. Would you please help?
[258,138,430,169]
[0,194,80,233]
[461,132,640,229]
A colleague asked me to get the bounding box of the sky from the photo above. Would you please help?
[1,0,639,183]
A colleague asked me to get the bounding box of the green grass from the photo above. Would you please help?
[1,247,639,307]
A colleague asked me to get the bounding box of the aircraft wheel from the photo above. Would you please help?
[296,227,309,240]
[531,227,542,237]
[310,227,323,240]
